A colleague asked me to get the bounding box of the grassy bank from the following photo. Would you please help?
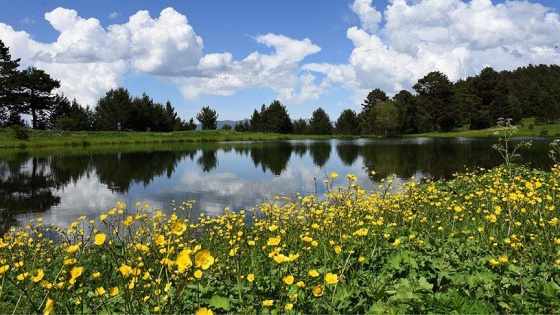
[0,162,559,314]
[0,128,342,149]
[1,118,560,149]
[410,118,560,138]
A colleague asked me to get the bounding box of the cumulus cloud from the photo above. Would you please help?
[0,1,559,109]
[339,0,560,96]
[0,7,321,106]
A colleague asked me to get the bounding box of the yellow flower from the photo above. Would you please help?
[119,264,132,277]
[69,266,84,284]
[17,272,28,281]
[325,272,338,285]
[92,272,101,278]
[154,306,161,312]
[95,287,106,296]
[63,258,77,265]
[154,234,166,246]
[66,244,80,253]
[94,233,106,245]
[176,249,193,272]
[393,239,401,247]
[296,281,305,288]
[329,172,338,179]
[99,213,107,221]
[109,287,119,296]
[285,303,294,310]
[262,300,274,307]
[32,269,45,283]
[499,255,508,265]
[195,307,214,315]
[358,256,366,263]
[308,269,320,278]
[489,258,500,266]
[283,275,294,285]
[123,216,134,227]
[0,265,9,275]
[333,245,342,254]
[247,273,255,282]
[194,269,203,279]
[44,298,54,315]
[194,250,215,270]
[171,221,186,235]
[312,285,324,297]
[267,236,281,246]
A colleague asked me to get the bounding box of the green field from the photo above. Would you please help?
[1,118,559,149]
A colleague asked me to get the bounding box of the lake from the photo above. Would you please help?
[0,137,555,232]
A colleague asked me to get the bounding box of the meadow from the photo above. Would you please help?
[0,124,560,314]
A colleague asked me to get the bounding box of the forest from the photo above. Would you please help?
[1,39,559,135]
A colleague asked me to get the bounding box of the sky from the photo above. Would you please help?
[0,0,559,122]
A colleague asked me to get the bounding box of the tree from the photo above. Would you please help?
[359,88,389,135]
[196,106,218,130]
[374,101,399,136]
[292,118,309,135]
[251,100,293,133]
[308,107,333,135]
[334,109,360,135]
[94,88,133,130]
[0,40,21,126]
[393,90,418,134]
[413,71,458,132]
[17,67,61,129]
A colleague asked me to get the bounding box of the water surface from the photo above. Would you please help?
[0,137,554,232]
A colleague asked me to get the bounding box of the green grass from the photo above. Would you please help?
[1,118,559,149]
[0,129,344,149]
[409,118,560,138]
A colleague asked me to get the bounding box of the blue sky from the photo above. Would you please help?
[1,0,559,122]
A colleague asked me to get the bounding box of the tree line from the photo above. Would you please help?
[2,39,559,135]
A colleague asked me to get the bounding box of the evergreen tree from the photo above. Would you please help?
[308,107,333,135]
[393,90,418,134]
[292,118,309,135]
[334,109,360,135]
[413,71,458,132]
[94,88,133,131]
[196,106,218,130]
[17,67,60,129]
[0,39,20,126]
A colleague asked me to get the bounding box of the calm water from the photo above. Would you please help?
[0,137,555,232]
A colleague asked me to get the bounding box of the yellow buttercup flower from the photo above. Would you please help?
[325,272,338,285]
[176,249,193,272]
[95,287,106,296]
[0,265,10,275]
[247,273,255,282]
[109,287,119,296]
[94,233,106,245]
[44,298,54,315]
[283,275,294,285]
[66,244,80,253]
[32,269,45,282]
[171,221,186,235]
[195,307,213,315]
[267,236,281,246]
[119,264,132,277]
[194,250,215,270]
[194,269,203,279]
[262,300,274,307]
[499,255,508,265]
[489,258,499,266]
[312,285,324,297]
[69,266,84,284]
[308,269,320,278]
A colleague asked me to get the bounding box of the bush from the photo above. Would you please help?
[11,124,29,140]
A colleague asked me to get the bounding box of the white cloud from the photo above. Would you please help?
[338,0,560,96]
[1,1,559,110]
[108,12,120,19]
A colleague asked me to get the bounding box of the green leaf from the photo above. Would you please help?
[207,295,232,311]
